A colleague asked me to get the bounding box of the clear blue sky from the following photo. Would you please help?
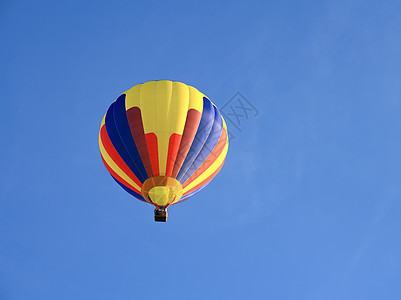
[1,1,401,299]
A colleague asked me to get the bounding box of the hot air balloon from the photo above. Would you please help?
[99,80,229,222]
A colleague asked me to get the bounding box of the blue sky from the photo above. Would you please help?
[1,0,401,299]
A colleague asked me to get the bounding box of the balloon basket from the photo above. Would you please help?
[154,208,168,222]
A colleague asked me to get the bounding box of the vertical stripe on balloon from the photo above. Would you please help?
[165,133,182,177]
[171,109,202,178]
[126,106,154,177]
[154,81,172,176]
[145,133,159,176]
[176,98,215,182]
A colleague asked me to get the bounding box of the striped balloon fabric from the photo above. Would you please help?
[99,80,229,209]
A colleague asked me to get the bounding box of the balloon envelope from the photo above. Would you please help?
[99,80,229,208]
